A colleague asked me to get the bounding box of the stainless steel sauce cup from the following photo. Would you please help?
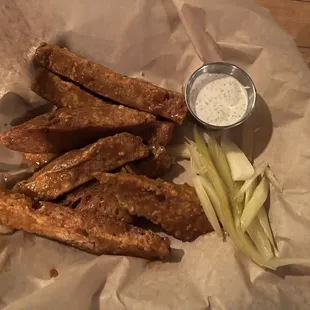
[184,62,257,130]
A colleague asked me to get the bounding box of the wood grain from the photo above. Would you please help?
[258,0,310,68]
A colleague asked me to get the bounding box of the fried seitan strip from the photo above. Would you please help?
[151,121,175,146]
[24,145,171,176]
[62,181,133,223]
[136,121,175,146]
[13,133,149,200]
[24,153,58,169]
[31,67,113,109]
[122,145,171,178]
[0,106,155,154]
[34,43,187,125]
[31,68,175,146]
[0,190,170,260]
[93,173,213,241]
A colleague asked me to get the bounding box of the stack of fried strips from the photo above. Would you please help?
[0,43,212,260]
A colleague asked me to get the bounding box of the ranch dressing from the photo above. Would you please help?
[192,74,248,126]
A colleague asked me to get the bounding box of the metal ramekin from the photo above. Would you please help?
[184,62,257,130]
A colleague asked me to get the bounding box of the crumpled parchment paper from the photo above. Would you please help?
[1,0,310,309]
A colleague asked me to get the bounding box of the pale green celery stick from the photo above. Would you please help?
[200,175,226,240]
[201,135,240,224]
[203,131,211,143]
[193,126,267,267]
[221,192,268,268]
[221,134,254,181]
[200,176,222,213]
[230,197,272,268]
[257,207,277,250]
[265,166,283,193]
[166,144,190,159]
[247,218,274,260]
[244,178,276,258]
[235,161,268,201]
[193,126,231,225]
[193,126,217,176]
[232,182,244,224]
[205,141,274,264]
[185,142,207,174]
[241,176,269,231]
[193,176,223,238]
[208,136,234,193]
[229,192,255,263]
[245,178,257,206]
[232,207,270,268]
[265,258,310,269]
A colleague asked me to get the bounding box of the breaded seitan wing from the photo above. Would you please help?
[24,145,171,178]
[32,67,112,109]
[13,133,148,200]
[0,190,170,260]
[134,121,175,146]
[93,173,213,241]
[24,153,58,169]
[0,106,155,154]
[122,145,171,178]
[62,181,133,223]
[31,68,175,146]
[34,43,187,125]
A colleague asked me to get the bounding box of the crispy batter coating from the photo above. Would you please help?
[0,106,155,154]
[136,121,175,146]
[24,153,58,169]
[151,121,175,146]
[0,190,170,260]
[93,173,213,241]
[34,43,187,125]
[62,181,133,223]
[32,67,112,109]
[122,145,171,178]
[13,133,148,200]
[31,68,175,147]
[24,145,171,177]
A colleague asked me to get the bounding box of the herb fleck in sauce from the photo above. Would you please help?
[192,74,248,126]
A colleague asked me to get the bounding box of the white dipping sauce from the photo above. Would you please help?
[192,74,248,126]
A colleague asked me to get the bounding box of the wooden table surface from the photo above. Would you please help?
[258,0,310,68]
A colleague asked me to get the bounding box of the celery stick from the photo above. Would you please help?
[243,178,275,259]
[166,144,190,159]
[245,178,257,206]
[189,127,307,270]
[229,190,269,265]
[265,258,310,269]
[221,134,254,181]
[208,136,235,193]
[203,131,211,144]
[193,126,216,174]
[232,216,270,268]
[200,175,228,234]
[193,127,231,225]
[200,176,222,213]
[185,142,207,174]
[247,218,274,260]
[257,207,277,250]
[265,166,283,193]
[241,176,269,231]
[193,127,267,267]
[193,176,223,238]
[235,161,268,201]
